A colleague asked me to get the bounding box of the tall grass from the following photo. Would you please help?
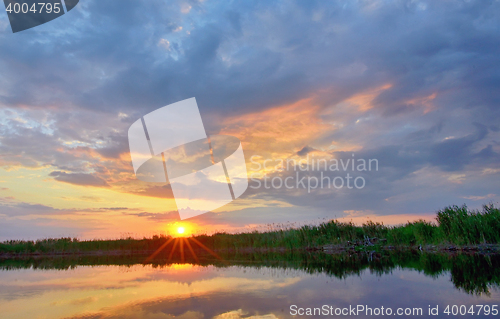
[436,204,500,245]
[198,204,499,249]
[1,204,499,254]
[0,235,172,255]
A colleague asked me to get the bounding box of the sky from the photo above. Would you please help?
[0,0,499,240]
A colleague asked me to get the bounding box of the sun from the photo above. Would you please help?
[167,222,194,238]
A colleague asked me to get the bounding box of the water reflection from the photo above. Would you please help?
[0,252,499,318]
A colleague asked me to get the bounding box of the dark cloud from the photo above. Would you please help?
[296,146,316,156]
[125,211,179,221]
[0,201,66,217]
[49,171,110,187]
[2,0,500,126]
[129,184,174,199]
[428,124,495,171]
[0,0,499,229]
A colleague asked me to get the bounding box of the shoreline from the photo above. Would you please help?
[1,243,499,260]
[2,203,499,259]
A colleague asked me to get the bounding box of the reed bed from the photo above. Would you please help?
[1,204,499,254]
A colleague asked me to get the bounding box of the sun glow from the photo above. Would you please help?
[167,222,195,238]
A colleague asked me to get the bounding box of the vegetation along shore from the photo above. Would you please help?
[1,204,499,258]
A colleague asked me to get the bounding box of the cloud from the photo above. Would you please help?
[128,184,175,199]
[0,200,67,218]
[0,0,499,236]
[428,123,495,171]
[69,296,99,306]
[296,146,316,156]
[461,194,496,201]
[125,211,179,221]
[49,171,110,187]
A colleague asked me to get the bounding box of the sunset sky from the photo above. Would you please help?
[0,0,499,240]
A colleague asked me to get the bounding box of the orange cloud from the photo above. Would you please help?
[220,97,332,157]
[341,84,437,114]
[404,92,438,114]
[345,83,392,111]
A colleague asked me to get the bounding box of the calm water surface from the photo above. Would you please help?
[1,253,499,318]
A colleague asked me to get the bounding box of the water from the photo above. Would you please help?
[1,252,499,318]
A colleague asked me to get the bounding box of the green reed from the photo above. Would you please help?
[1,203,499,254]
